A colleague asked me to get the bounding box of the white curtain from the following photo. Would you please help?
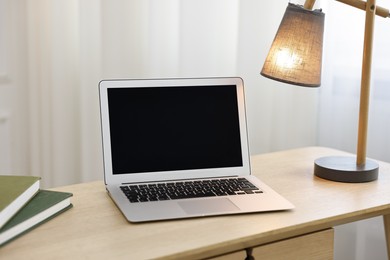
[11,0,390,188]
[5,0,389,258]
[319,0,390,163]
[23,0,321,188]
[24,0,241,188]
[237,0,320,155]
[27,0,85,188]
[319,1,390,259]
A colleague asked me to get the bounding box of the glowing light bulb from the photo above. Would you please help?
[275,48,302,69]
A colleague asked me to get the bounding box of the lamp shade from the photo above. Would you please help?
[261,3,325,87]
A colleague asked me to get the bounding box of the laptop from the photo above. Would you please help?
[99,77,294,222]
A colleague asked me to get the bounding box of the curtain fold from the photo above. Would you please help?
[319,0,390,163]
[319,1,389,259]
[25,0,241,188]
[27,0,81,188]
[236,0,320,154]
[9,0,390,258]
[23,0,390,186]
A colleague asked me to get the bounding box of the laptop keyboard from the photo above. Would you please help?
[120,178,263,203]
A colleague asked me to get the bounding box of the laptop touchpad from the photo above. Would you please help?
[178,198,239,215]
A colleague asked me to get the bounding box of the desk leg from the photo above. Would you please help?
[384,214,390,260]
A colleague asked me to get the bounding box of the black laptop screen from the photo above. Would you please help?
[107,85,243,174]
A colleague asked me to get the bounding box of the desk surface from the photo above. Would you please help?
[2,147,390,259]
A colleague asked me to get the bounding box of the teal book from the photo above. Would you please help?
[0,175,40,228]
[0,190,73,246]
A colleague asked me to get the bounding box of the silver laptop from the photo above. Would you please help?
[99,77,294,222]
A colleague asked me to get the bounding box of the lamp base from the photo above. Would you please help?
[314,156,378,183]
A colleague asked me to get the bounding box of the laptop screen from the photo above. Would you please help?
[107,85,243,175]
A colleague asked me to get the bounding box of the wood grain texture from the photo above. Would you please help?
[1,147,390,259]
[384,214,390,259]
[251,229,334,260]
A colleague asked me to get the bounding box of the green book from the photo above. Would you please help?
[0,175,41,228]
[0,190,73,246]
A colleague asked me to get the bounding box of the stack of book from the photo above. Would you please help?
[0,175,73,246]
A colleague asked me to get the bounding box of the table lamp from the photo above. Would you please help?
[261,0,390,182]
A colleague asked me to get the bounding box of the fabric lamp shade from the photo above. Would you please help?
[261,3,325,87]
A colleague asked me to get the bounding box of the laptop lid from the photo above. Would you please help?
[99,77,250,185]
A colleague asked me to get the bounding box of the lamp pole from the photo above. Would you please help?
[357,0,375,166]
[303,0,388,166]
[262,0,389,181]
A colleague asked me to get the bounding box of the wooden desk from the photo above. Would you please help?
[2,147,390,259]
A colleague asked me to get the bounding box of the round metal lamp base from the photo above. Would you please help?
[314,156,379,183]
